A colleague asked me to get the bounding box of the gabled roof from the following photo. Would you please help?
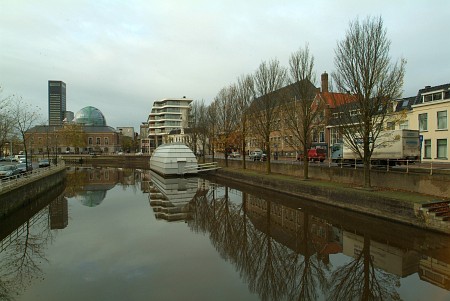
[316,92,356,108]
[395,96,415,111]
[26,124,118,134]
[249,79,317,112]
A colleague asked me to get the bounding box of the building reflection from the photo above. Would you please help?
[343,231,420,277]
[65,167,119,207]
[1,168,449,300]
[49,195,68,230]
[419,256,450,290]
[186,180,450,299]
[148,172,207,222]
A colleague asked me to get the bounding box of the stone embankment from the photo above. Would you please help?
[0,164,66,217]
[62,154,150,169]
[210,167,450,235]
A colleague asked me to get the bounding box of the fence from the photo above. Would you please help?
[0,162,66,193]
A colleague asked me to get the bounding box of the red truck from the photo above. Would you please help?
[297,148,326,162]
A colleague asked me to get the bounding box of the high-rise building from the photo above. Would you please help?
[147,97,192,150]
[48,80,66,126]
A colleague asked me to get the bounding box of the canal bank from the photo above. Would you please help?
[210,167,450,235]
[0,164,66,217]
[61,154,150,169]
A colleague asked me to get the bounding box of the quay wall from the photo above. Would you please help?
[62,155,150,169]
[211,168,449,234]
[0,166,66,217]
[217,159,449,198]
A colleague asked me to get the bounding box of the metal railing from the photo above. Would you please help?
[286,158,449,175]
[0,162,65,193]
[183,162,220,175]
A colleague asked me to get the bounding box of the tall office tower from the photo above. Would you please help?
[48,80,66,126]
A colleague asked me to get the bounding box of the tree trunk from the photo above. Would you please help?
[266,137,271,174]
[303,144,309,180]
[242,118,247,169]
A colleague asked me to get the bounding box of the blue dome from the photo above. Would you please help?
[74,106,106,126]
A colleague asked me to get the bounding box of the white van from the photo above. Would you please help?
[15,155,26,162]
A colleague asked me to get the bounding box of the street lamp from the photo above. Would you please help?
[5,141,12,161]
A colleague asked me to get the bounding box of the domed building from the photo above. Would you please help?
[26,106,121,155]
[74,106,107,126]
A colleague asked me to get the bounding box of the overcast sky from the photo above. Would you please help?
[1,0,449,130]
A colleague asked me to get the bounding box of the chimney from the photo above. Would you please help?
[321,72,328,93]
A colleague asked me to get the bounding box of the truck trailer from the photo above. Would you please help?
[331,129,420,165]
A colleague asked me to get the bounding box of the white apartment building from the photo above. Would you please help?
[410,84,449,163]
[147,97,192,151]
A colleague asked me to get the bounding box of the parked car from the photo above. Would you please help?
[18,157,29,164]
[38,158,50,168]
[16,163,33,173]
[249,150,267,161]
[0,165,21,179]
[231,151,240,158]
[297,148,327,162]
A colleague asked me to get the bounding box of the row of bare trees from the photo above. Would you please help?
[0,92,42,165]
[188,16,406,187]
[0,88,101,166]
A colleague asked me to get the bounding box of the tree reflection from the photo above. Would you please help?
[188,181,406,300]
[284,213,330,301]
[0,192,62,299]
[188,184,333,300]
[327,233,401,301]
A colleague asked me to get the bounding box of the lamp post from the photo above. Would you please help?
[3,142,8,158]
[5,141,12,161]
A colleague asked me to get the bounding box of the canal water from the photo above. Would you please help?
[1,167,449,301]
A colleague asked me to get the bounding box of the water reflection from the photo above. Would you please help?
[0,182,66,300]
[0,168,449,300]
[148,171,200,221]
[170,176,450,300]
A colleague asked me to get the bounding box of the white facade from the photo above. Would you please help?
[150,143,198,176]
[147,97,192,151]
[410,86,449,163]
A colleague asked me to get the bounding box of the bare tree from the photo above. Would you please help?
[0,88,13,157]
[251,59,287,174]
[10,96,42,170]
[214,84,239,167]
[195,100,209,163]
[332,16,406,188]
[236,74,254,169]
[187,100,201,153]
[282,44,324,179]
[207,101,219,163]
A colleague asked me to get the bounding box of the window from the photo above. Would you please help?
[319,131,325,143]
[386,122,395,130]
[350,109,360,116]
[437,139,447,159]
[88,137,93,145]
[433,92,442,101]
[105,137,109,145]
[399,121,409,129]
[419,113,428,131]
[437,111,447,130]
[423,94,433,102]
[424,139,431,159]
[96,137,101,145]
